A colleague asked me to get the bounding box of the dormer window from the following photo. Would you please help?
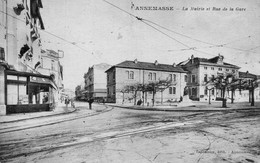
[217,54,224,65]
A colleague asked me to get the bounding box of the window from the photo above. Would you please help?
[169,74,176,81]
[0,47,5,60]
[148,73,153,80]
[169,87,172,94]
[211,75,215,79]
[113,86,115,95]
[191,75,196,83]
[129,71,134,79]
[211,67,214,70]
[173,74,176,81]
[173,87,176,94]
[226,69,229,72]
[204,67,207,70]
[184,75,187,82]
[127,71,134,79]
[153,73,156,80]
[113,71,115,80]
[204,74,208,82]
[169,87,176,94]
[107,88,110,95]
[211,88,215,95]
[218,68,222,71]
[232,69,235,73]
[204,87,208,95]
[107,74,110,82]
[51,60,55,70]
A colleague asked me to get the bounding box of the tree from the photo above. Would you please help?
[127,83,144,105]
[146,79,173,106]
[120,85,130,104]
[207,73,237,108]
[240,77,259,106]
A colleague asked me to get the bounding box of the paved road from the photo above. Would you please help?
[0,102,259,163]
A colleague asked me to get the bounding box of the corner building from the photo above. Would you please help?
[178,54,240,101]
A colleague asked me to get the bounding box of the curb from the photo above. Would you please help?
[0,107,77,124]
[110,104,260,112]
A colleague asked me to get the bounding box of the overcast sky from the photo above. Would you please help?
[40,0,260,90]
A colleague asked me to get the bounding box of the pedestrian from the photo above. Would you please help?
[65,97,70,108]
[88,98,94,110]
[70,97,75,108]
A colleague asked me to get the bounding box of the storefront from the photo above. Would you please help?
[5,70,57,114]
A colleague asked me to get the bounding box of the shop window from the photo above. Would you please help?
[7,75,18,80]
[7,84,28,105]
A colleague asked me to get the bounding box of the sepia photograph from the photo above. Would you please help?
[0,0,260,162]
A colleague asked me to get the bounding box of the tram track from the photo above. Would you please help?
[0,119,204,161]
[0,106,114,134]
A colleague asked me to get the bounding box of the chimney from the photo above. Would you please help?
[173,63,176,67]
[191,55,194,64]
[134,59,138,64]
[154,60,158,65]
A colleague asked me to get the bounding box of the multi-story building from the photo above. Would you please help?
[236,71,260,102]
[0,0,57,114]
[75,82,85,101]
[178,54,241,101]
[84,63,111,101]
[105,59,187,104]
[37,49,64,106]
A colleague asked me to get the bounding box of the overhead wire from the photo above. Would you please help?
[102,0,259,65]
[0,10,94,56]
[142,19,258,54]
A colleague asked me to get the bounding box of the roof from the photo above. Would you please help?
[178,55,240,69]
[105,60,186,73]
[239,71,257,79]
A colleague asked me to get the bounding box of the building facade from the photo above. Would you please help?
[178,54,240,102]
[0,0,57,114]
[84,63,111,101]
[106,59,187,104]
[37,49,64,106]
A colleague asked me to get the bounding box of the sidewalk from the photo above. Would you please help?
[0,102,76,123]
[108,101,260,112]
